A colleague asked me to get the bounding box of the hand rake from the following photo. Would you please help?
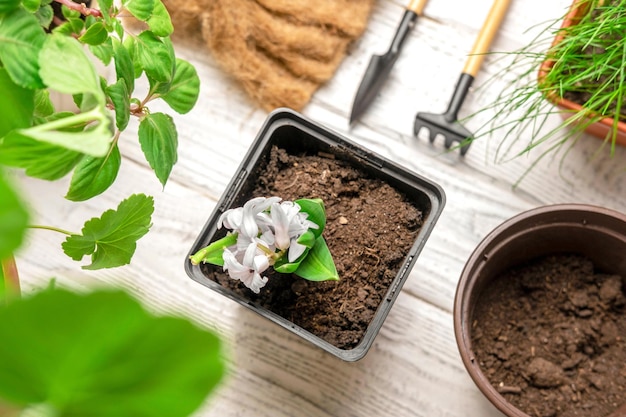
[413,0,511,155]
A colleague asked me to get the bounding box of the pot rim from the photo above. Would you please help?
[453,203,626,417]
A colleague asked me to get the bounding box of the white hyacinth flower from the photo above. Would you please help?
[222,247,269,294]
[218,197,319,292]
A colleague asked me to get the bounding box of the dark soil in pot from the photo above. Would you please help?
[201,145,423,350]
[471,253,626,417]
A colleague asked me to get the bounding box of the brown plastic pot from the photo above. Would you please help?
[538,0,626,147]
[453,204,626,417]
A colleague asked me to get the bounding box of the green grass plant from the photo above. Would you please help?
[469,0,626,180]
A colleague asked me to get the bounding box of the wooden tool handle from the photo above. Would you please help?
[407,0,428,15]
[463,0,511,76]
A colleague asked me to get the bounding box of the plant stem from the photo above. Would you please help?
[53,0,103,17]
[29,225,74,236]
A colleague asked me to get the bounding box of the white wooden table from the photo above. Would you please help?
[14,0,626,415]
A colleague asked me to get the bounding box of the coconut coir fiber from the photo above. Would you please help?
[163,0,375,111]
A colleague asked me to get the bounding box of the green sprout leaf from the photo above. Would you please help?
[62,194,154,269]
[295,198,326,238]
[0,288,225,417]
[189,233,238,266]
[146,0,173,36]
[65,145,121,202]
[136,31,175,83]
[0,170,29,261]
[160,59,200,114]
[138,112,178,187]
[294,236,338,282]
[273,230,317,274]
[0,68,34,138]
[0,8,46,88]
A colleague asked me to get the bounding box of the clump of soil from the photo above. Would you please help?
[201,146,424,350]
[471,254,626,417]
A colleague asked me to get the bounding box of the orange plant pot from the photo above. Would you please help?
[538,0,626,147]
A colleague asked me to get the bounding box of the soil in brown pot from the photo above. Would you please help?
[471,254,626,417]
[201,145,424,350]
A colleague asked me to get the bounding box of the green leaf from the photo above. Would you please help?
[0,132,83,180]
[124,0,154,21]
[138,112,177,186]
[61,3,81,19]
[146,0,173,36]
[295,198,326,238]
[123,36,143,78]
[0,68,34,138]
[136,31,174,83]
[39,34,103,103]
[189,234,238,266]
[0,170,29,261]
[65,145,121,201]
[112,37,134,92]
[160,59,200,114]
[15,107,112,157]
[33,4,53,28]
[294,237,338,282]
[62,194,154,269]
[0,0,20,13]
[97,0,114,12]
[89,37,114,66]
[106,79,130,131]
[52,16,84,35]
[33,90,54,118]
[296,229,316,249]
[79,21,108,45]
[21,0,40,12]
[0,288,224,416]
[0,8,46,88]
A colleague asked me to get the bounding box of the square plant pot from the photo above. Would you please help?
[185,108,445,361]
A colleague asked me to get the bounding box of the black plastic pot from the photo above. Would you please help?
[185,108,445,361]
[454,204,626,417]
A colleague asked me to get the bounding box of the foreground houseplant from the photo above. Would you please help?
[185,109,445,361]
[454,204,626,417]
[472,0,625,174]
[0,0,200,268]
[0,170,225,417]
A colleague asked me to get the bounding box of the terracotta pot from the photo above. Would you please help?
[186,108,445,361]
[1,256,20,302]
[538,0,626,147]
[453,204,626,416]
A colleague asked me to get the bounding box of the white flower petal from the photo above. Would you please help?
[271,202,291,250]
[246,273,268,294]
[288,240,307,263]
